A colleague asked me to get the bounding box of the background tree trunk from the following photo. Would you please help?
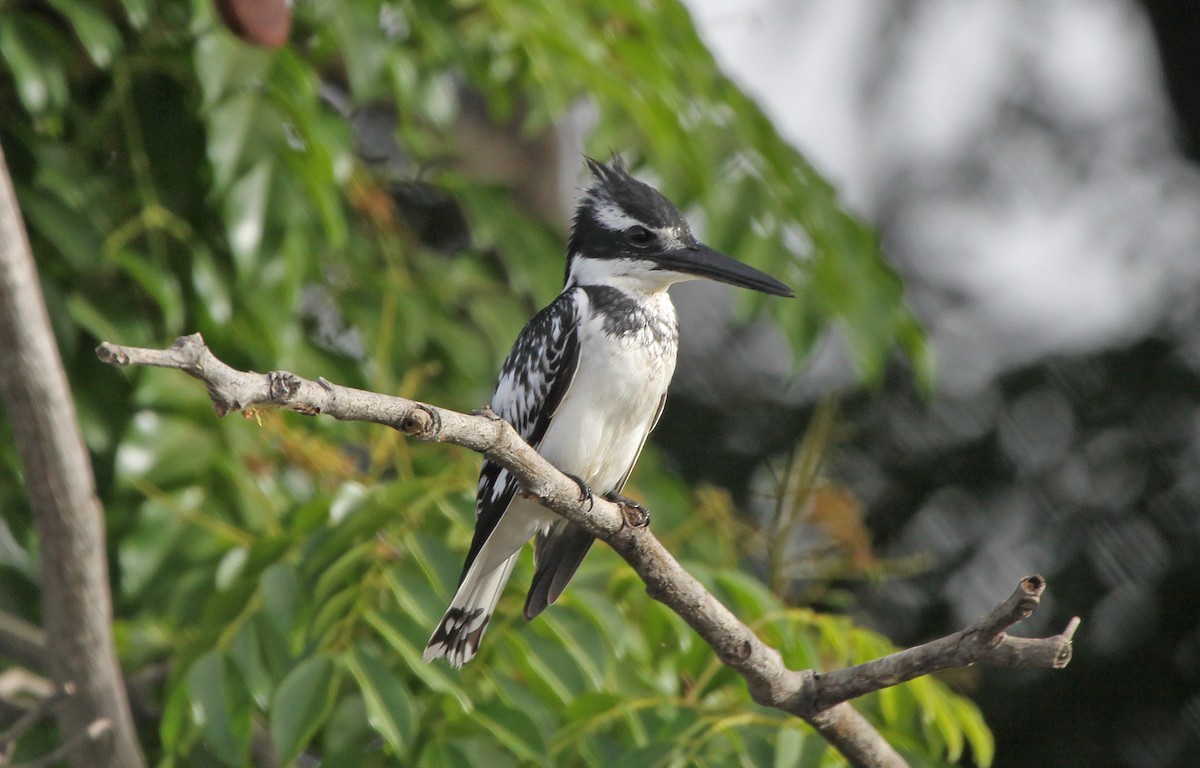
[0,143,146,768]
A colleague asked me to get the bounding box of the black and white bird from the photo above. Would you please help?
[424,157,793,667]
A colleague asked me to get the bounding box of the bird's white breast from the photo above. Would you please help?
[536,288,678,495]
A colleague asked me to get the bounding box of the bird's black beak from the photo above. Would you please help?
[656,243,794,297]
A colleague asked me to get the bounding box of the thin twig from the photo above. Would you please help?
[0,683,73,761]
[10,718,111,768]
[0,614,45,671]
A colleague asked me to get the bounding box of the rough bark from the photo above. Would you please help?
[0,144,146,768]
[97,333,1081,768]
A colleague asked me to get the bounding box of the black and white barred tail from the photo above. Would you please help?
[423,551,519,667]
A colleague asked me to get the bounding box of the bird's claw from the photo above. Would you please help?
[415,403,441,434]
[564,473,595,512]
[605,492,650,528]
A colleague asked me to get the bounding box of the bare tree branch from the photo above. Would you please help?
[96,334,1080,768]
[0,144,147,768]
[806,576,1076,713]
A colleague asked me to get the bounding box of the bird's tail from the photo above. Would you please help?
[423,551,519,667]
[524,520,595,620]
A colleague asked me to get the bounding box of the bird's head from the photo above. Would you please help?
[565,157,793,297]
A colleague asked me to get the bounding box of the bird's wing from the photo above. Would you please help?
[457,289,581,582]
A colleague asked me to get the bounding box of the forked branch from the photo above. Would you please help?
[97,334,1080,768]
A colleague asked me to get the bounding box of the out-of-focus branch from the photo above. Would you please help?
[9,718,112,768]
[0,682,68,760]
[96,334,1080,768]
[0,144,146,768]
[0,614,45,672]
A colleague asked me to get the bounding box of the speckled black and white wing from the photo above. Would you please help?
[424,290,581,667]
[461,290,581,574]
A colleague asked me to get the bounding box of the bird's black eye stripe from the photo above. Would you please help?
[626,225,654,247]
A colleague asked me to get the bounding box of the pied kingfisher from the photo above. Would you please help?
[424,157,793,667]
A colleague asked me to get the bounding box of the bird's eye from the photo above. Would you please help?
[626,226,654,246]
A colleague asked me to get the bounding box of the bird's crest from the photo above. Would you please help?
[577,156,682,233]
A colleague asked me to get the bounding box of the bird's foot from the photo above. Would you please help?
[605,492,650,528]
[564,473,595,512]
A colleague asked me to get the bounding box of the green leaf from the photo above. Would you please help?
[774,725,804,768]
[612,740,677,768]
[955,696,995,767]
[343,647,415,756]
[260,562,301,638]
[0,15,69,115]
[270,654,337,763]
[931,696,965,763]
[225,162,272,276]
[110,248,185,333]
[797,723,830,768]
[713,569,781,618]
[417,740,477,768]
[195,29,278,191]
[505,631,582,705]
[558,691,627,743]
[15,188,99,270]
[539,609,607,689]
[363,610,472,711]
[313,539,373,603]
[320,694,375,763]
[119,0,150,29]
[47,0,123,67]
[118,487,198,599]
[225,621,273,710]
[310,585,361,639]
[67,291,150,347]
[191,247,233,324]
[214,542,249,590]
[159,673,194,754]
[186,650,251,765]
[876,681,901,727]
[113,410,218,490]
[471,698,547,764]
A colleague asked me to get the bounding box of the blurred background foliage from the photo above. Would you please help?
[0,0,986,766]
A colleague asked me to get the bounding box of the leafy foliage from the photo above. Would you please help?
[1,0,976,765]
